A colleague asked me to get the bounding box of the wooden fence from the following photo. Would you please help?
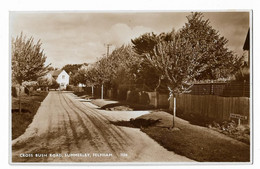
[170,94,250,123]
[189,82,250,97]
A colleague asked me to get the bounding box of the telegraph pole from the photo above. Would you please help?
[101,44,111,99]
[106,44,111,57]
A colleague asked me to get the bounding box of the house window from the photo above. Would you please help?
[62,75,65,79]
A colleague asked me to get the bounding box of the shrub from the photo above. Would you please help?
[66,85,74,91]
[140,91,150,105]
[118,88,128,100]
[127,90,140,103]
[12,86,17,97]
[50,80,59,89]
[112,88,118,99]
[24,87,29,95]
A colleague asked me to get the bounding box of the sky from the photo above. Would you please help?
[10,11,250,68]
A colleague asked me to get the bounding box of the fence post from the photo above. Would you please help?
[243,81,245,97]
[155,92,158,108]
[173,96,176,117]
[211,83,214,95]
[101,84,104,99]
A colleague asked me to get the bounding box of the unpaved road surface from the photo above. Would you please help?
[12,91,193,163]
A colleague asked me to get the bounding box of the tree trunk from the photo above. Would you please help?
[19,84,22,114]
[91,85,94,97]
[101,84,104,99]
[28,87,30,96]
[154,76,161,109]
[172,95,176,128]
[171,94,177,128]
[154,76,161,92]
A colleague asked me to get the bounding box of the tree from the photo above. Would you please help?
[12,32,49,113]
[145,12,240,128]
[50,79,60,90]
[62,64,86,75]
[131,32,176,92]
[37,74,59,90]
[105,45,137,88]
[131,32,159,56]
[70,65,89,86]
[233,53,249,82]
[131,33,162,91]
[179,12,238,80]
[81,45,139,99]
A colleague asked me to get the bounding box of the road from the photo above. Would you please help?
[12,91,193,163]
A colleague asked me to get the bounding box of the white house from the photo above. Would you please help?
[49,70,70,90]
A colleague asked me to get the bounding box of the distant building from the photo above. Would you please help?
[48,70,70,90]
[243,29,250,66]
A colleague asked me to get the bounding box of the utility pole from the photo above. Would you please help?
[101,44,112,99]
[106,44,111,57]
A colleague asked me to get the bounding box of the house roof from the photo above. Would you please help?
[243,29,250,51]
[48,69,69,80]
[50,70,63,77]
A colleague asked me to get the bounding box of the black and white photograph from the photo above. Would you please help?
[9,10,252,164]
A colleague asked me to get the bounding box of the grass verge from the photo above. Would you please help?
[130,111,250,162]
[12,91,48,140]
[91,99,154,111]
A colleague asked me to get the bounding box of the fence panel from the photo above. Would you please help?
[189,82,250,97]
[174,94,250,123]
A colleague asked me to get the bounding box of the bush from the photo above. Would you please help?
[73,86,84,92]
[66,85,74,91]
[140,91,150,105]
[127,90,140,103]
[12,86,17,97]
[118,88,128,100]
[24,87,29,95]
[50,80,59,89]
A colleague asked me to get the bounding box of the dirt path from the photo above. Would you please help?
[12,91,193,163]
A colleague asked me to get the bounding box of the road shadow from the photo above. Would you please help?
[110,118,162,129]
[99,102,155,111]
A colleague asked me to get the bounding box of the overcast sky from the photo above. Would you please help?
[10,12,250,68]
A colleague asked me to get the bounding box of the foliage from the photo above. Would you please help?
[127,90,140,103]
[74,12,242,106]
[47,66,55,71]
[106,45,138,87]
[145,12,240,96]
[80,45,138,90]
[118,87,128,100]
[140,91,150,105]
[131,33,160,91]
[146,33,205,95]
[12,32,49,85]
[131,32,159,56]
[70,67,86,85]
[62,63,88,75]
[24,87,30,95]
[22,81,38,87]
[233,54,250,82]
[131,31,177,91]
[179,12,240,80]
[37,75,52,87]
[66,85,74,91]
[50,80,59,89]
[12,86,18,97]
